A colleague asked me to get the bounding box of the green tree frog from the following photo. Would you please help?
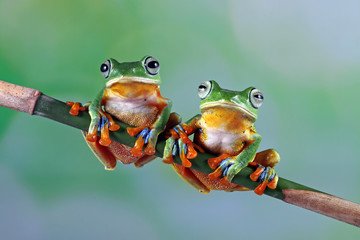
[163,80,280,195]
[67,56,174,170]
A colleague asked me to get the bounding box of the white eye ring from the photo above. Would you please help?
[198,81,212,99]
[249,88,264,109]
[144,56,160,75]
[100,60,111,78]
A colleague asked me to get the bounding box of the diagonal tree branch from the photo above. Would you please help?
[0,79,359,227]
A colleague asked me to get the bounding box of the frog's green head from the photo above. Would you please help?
[198,80,264,121]
[100,56,161,87]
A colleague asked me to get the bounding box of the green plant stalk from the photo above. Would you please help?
[35,94,313,199]
[0,80,359,227]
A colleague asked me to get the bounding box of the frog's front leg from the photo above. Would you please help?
[75,89,120,146]
[127,99,173,156]
[163,114,201,167]
[86,106,120,146]
[208,133,262,186]
[163,124,196,167]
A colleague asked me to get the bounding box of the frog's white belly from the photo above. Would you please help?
[106,97,155,114]
[104,94,159,126]
[202,127,245,154]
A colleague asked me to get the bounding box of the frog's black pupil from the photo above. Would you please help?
[254,94,263,100]
[148,61,159,69]
[199,85,206,90]
[101,64,108,72]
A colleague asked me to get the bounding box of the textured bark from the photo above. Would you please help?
[0,80,41,114]
[284,189,360,227]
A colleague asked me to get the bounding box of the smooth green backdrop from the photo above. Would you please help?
[0,0,359,239]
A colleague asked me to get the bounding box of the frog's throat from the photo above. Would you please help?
[106,77,160,88]
[200,101,257,120]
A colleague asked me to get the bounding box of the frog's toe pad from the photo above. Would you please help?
[144,144,156,155]
[99,137,111,146]
[208,154,231,169]
[86,133,98,142]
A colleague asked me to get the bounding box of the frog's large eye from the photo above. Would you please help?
[100,60,111,78]
[144,56,160,75]
[198,81,212,99]
[249,88,264,109]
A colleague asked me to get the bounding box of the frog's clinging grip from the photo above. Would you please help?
[250,165,279,195]
[66,101,87,115]
[165,81,280,195]
[67,56,170,169]
[163,124,197,167]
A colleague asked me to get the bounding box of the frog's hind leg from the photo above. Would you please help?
[171,164,210,194]
[252,149,280,168]
[82,131,117,170]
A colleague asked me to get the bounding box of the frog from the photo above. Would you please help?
[66,56,177,170]
[163,80,280,195]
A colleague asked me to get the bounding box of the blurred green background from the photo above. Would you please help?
[1,0,359,239]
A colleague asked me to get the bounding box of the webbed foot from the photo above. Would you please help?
[85,111,120,146]
[163,124,197,167]
[66,101,87,115]
[127,125,171,157]
[208,155,248,186]
[249,164,278,195]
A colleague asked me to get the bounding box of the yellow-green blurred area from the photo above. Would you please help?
[0,0,359,239]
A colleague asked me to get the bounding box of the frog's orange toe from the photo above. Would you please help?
[104,113,120,131]
[109,123,120,131]
[86,133,98,142]
[144,144,156,155]
[181,158,192,168]
[208,159,219,170]
[99,136,111,146]
[180,151,192,168]
[250,167,264,182]
[181,124,194,135]
[179,131,191,144]
[66,101,87,116]
[268,175,278,189]
[131,148,143,157]
[208,168,222,180]
[186,143,197,159]
[169,129,179,139]
[127,126,146,137]
[163,155,174,164]
[131,136,145,157]
[208,154,230,169]
[254,180,268,195]
[68,102,81,116]
[66,101,74,107]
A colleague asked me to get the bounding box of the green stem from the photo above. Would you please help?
[34,94,316,200]
[1,79,359,227]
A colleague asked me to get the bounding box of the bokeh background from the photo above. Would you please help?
[1,0,359,239]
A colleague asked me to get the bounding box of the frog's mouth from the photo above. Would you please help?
[200,101,257,119]
[106,77,160,88]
